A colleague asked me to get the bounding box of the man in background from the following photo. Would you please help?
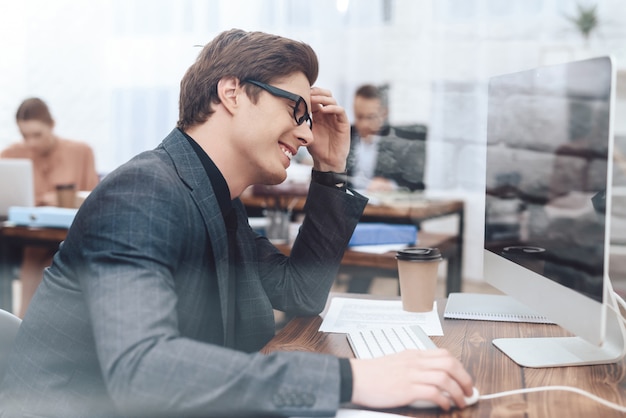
[347,84,426,193]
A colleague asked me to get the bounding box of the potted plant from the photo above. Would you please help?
[564,3,599,45]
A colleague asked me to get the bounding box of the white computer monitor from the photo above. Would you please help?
[483,56,626,368]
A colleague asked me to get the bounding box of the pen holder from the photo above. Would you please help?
[265,209,291,244]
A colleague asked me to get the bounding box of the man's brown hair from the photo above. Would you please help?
[15,97,54,126]
[355,84,383,101]
[177,29,319,131]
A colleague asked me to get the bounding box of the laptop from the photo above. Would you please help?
[0,159,35,219]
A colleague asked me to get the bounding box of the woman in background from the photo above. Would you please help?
[1,97,99,317]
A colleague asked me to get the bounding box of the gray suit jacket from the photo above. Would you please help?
[0,129,367,417]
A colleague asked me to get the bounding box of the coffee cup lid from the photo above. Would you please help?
[396,247,442,261]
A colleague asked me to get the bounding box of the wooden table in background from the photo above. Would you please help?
[0,223,68,312]
[274,230,459,295]
[241,191,464,224]
[0,190,465,313]
[242,191,466,295]
[263,296,626,417]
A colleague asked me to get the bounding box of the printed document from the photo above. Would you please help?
[320,297,443,336]
[348,243,408,254]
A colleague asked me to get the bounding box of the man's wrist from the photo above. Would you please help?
[311,169,348,191]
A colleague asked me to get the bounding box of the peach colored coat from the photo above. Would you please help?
[1,138,99,205]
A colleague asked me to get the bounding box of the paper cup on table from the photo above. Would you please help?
[56,183,77,208]
[396,247,442,312]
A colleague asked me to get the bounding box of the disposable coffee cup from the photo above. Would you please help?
[396,247,443,312]
[56,183,77,208]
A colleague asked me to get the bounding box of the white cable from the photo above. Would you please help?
[475,289,626,413]
[612,290,626,313]
[607,289,626,359]
[478,386,626,413]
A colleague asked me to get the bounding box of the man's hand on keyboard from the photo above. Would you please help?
[349,349,474,411]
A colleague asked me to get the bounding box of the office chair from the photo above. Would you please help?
[0,309,21,378]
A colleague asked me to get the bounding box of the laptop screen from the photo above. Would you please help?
[0,159,35,218]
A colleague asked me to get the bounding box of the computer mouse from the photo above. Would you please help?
[409,387,480,409]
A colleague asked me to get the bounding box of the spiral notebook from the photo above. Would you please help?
[444,293,553,324]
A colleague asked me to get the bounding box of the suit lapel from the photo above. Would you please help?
[160,129,232,344]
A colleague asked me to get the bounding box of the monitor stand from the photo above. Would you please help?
[492,281,626,368]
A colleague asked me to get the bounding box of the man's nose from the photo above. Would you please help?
[296,124,314,147]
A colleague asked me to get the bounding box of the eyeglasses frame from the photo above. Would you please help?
[244,79,313,130]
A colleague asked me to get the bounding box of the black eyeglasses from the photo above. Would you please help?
[244,79,312,130]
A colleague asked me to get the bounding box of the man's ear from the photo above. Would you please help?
[217,77,241,116]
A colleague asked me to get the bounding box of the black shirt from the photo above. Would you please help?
[180,128,232,218]
[180,128,353,403]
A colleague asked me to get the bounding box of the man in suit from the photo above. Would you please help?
[0,29,473,417]
[346,84,426,192]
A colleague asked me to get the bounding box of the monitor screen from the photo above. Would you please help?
[483,56,624,367]
[485,56,612,303]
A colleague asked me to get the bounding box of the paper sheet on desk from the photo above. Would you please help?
[319,297,443,336]
[356,190,426,206]
[348,243,408,254]
[292,408,407,418]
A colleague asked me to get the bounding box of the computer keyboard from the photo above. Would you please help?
[347,325,437,359]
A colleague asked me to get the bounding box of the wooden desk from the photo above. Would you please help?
[263,298,626,418]
[242,192,465,295]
